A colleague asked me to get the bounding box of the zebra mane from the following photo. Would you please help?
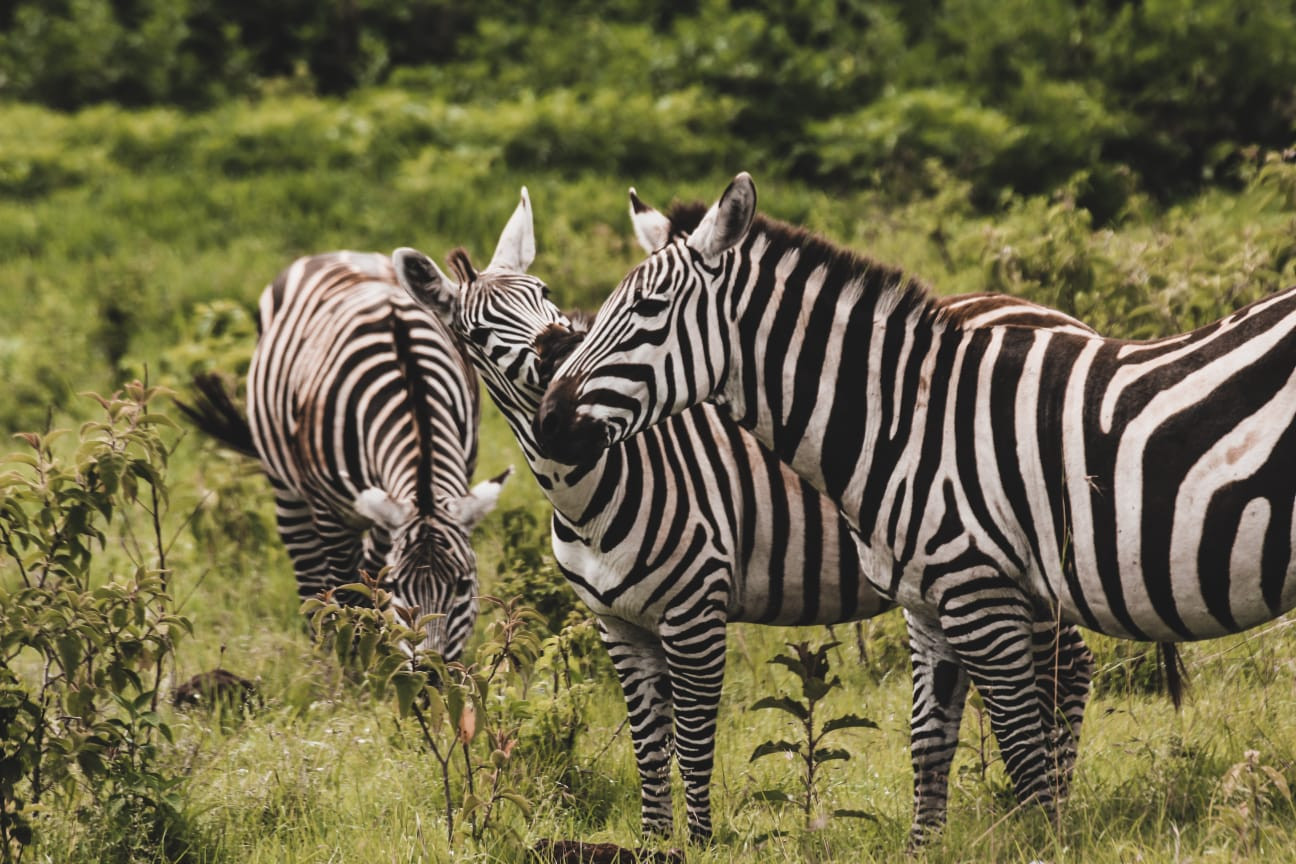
[667,201,940,327]
[389,311,437,516]
[665,201,710,238]
[745,212,939,327]
[535,309,594,385]
[447,247,477,284]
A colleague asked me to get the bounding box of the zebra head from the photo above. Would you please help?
[393,188,588,451]
[354,470,509,662]
[534,172,757,463]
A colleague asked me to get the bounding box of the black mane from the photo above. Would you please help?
[665,201,710,238]
[667,201,936,323]
[534,309,594,385]
[748,211,937,325]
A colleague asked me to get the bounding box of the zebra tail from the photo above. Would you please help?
[174,373,257,458]
[1159,642,1188,711]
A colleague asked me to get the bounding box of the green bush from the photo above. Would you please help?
[808,89,1022,197]
[0,384,196,861]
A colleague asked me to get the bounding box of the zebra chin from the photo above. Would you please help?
[533,378,613,465]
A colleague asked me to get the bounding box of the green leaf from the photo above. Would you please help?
[423,687,446,734]
[750,740,801,762]
[802,675,839,701]
[356,628,380,670]
[821,713,879,735]
[334,622,354,666]
[751,695,808,720]
[831,808,877,820]
[750,789,794,805]
[499,791,532,818]
[461,792,483,818]
[813,748,851,763]
[392,671,422,718]
[55,633,82,673]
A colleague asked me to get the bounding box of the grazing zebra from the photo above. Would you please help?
[532,172,1246,839]
[178,251,507,660]
[391,190,1096,841]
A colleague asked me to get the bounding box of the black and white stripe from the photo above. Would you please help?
[533,173,1255,840]
[182,251,506,660]
[395,191,1096,841]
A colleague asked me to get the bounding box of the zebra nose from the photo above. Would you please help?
[534,379,574,457]
[534,377,605,464]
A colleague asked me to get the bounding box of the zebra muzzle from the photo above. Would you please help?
[534,377,609,464]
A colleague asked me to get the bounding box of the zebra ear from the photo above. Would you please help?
[393,247,459,325]
[488,187,536,273]
[629,187,672,253]
[355,488,415,530]
[687,172,756,261]
[447,466,513,532]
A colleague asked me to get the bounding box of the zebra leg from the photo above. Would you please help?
[661,609,727,842]
[598,616,676,837]
[937,578,1056,821]
[1031,622,1094,799]
[904,609,971,847]
[270,490,336,600]
[272,487,364,603]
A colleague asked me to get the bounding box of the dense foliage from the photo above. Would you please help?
[3,1,1294,202]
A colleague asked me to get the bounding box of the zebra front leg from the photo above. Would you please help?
[937,577,1057,823]
[271,489,361,602]
[661,609,728,843]
[598,616,676,837]
[1032,621,1094,800]
[904,609,971,848]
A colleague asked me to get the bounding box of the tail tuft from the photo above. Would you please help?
[1159,642,1189,711]
[173,373,257,458]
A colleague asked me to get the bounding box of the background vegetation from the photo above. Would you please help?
[1,1,1295,861]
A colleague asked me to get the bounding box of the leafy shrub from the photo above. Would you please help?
[807,89,1022,198]
[0,383,195,861]
[304,582,545,851]
[491,507,581,637]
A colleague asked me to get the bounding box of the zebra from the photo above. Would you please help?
[390,189,1098,842]
[531,172,1240,840]
[178,251,508,660]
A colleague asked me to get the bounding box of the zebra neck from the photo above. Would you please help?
[477,372,613,518]
[722,228,941,514]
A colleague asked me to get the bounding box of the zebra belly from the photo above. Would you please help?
[550,533,682,630]
[1063,495,1296,642]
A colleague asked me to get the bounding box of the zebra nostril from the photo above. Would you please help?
[539,405,561,438]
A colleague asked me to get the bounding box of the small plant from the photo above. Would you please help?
[491,507,581,635]
[303,581,543,849]
[747,640,878,838]
[1212,749,1294,854]
[0,383,194,862]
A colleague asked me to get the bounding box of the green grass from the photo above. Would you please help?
[3,93,1296,862]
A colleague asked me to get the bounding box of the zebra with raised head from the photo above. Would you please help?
[179,251,508,659]
[390,190,1097,842]
[531,172,1256,840]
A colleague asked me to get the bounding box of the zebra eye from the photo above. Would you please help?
[455,577,474,595]
[633,295,670,317]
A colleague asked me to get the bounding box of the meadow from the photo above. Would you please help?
[3,19,1296,861]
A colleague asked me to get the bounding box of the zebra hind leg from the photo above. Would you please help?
[1031,622,1094,801]
[904,610,972,849]
[938,577,1058,823]
[598,617,676,837]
